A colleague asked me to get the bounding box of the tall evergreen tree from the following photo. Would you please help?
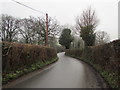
[59,28,73,49]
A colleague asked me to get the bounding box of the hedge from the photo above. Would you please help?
[65,49,83,58]
[65,39,120,88]
[2,42,58,84]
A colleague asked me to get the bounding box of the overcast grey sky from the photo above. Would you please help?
[0,0,119,41]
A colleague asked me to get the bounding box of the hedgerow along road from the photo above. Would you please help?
[12,52,108,88]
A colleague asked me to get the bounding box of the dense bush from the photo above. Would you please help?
[2,42,57,74]
[65,39,120,88]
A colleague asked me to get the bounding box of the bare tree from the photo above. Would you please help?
[76,7,99,31]
[19,17,37,44]
[95,30,110,45]
[38,17,61,37]
[0,14,61,46]
[76,7,99,46]
[37,16,61,46]
[0,14,20,42]
[48,18,61,37]
[19,16,61,45]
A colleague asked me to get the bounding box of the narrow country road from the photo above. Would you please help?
[12,52,108,88]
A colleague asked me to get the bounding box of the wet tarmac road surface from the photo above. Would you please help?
[12,52,108,88]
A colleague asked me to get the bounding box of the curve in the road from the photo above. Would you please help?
[12,52,108,88]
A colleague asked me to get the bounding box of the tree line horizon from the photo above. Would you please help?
[0,7,110,49]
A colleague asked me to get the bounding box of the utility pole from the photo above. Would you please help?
[45,13,48,46]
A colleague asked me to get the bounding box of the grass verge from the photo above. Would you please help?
[2,57,58,85]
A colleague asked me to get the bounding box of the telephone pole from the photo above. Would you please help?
[45,13,48,46]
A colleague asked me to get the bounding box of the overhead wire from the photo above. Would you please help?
[11,0,46,15]
[11,0,49,46]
